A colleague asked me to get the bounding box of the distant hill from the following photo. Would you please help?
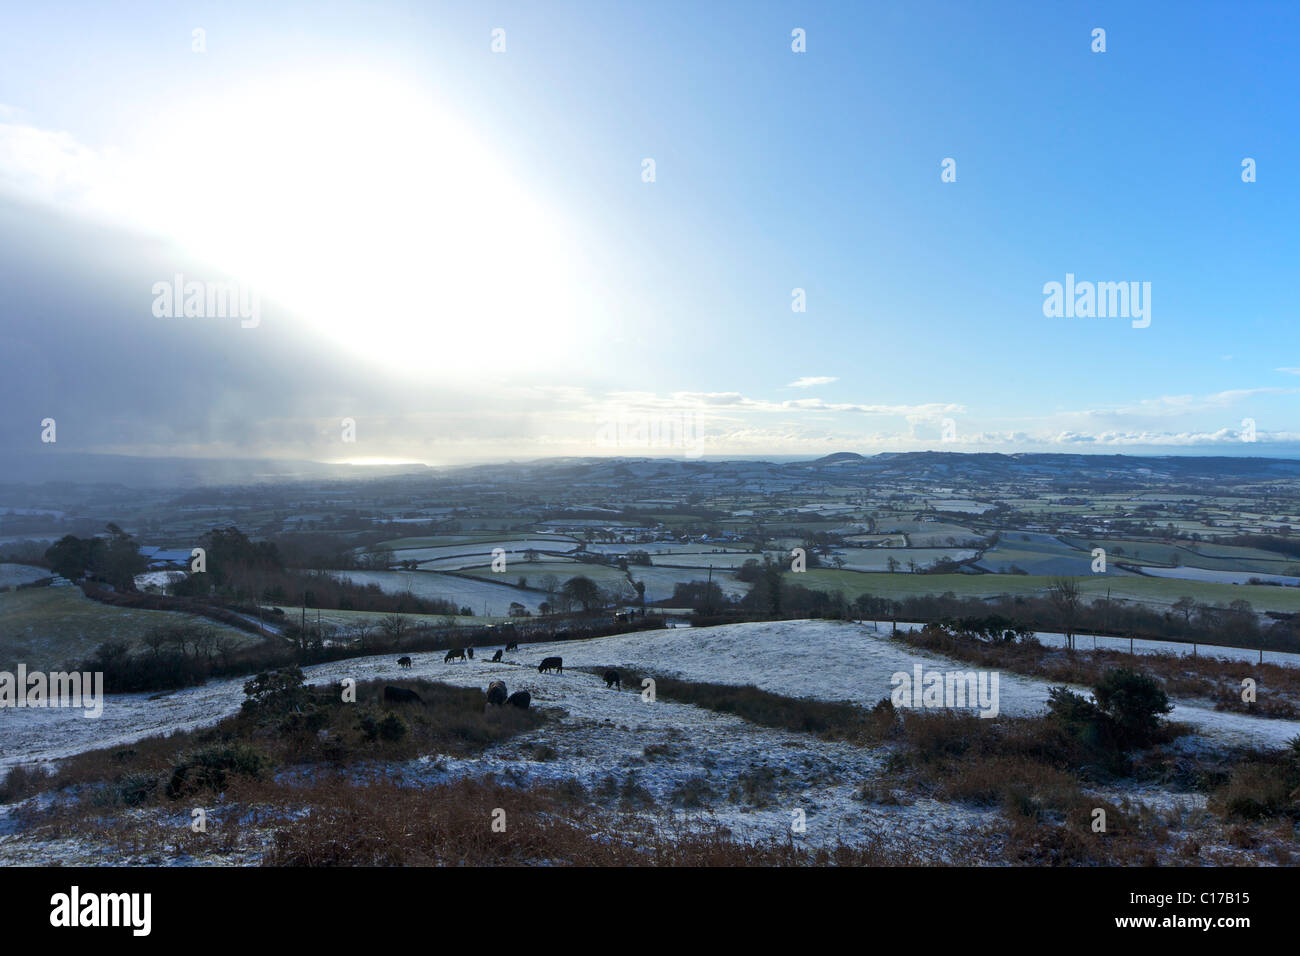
[3,449,1298,491]
[808,452,868,466]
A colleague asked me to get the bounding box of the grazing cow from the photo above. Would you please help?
[507,690,531,710]
[538,656,563,674]
[397,656,412,669]
[467,647,474,659]
[444,648,466,663]
[486,680,508,706]
[491,649,503,662]
[505,641,519,651]
[604,669,621,690]
[383,686,423,705]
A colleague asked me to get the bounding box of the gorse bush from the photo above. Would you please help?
[1044,687,1125,772]
[357,712,408,743]
[241,667,310,720]
[166,743,269,798]
[1092,667,1173,746]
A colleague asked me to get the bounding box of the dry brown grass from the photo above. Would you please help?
[17,774,919,866]
[10,661,1297,867]
[580,666,899,745]
[15,677,547,805]
[260,776,923,866]
[896,625,1300,714]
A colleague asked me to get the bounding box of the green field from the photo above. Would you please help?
[0,586,260,672]
[795,569,1300,615]
[1063,535,1300,574]
[272,606,499,629]
[977,534,1132,576]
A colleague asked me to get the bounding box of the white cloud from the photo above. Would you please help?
[0,118,117,218]
[1070,387,1300,421]
[787,376,837,388]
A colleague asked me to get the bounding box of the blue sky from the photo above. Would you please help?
[1,0,1297,464]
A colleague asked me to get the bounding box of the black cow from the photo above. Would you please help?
[467,647,474,659]
[486,680,508,706]
[445,648,466,663]
[491,649,503,662]
[397,656,412,669]
[383,686,423,705]
[538,656,563,674]
[507,690,531,710]
[604,669,621,690]
[505,641,519,651]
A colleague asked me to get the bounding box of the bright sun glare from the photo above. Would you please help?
[115,70,584,374]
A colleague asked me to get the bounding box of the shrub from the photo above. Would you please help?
[1046,686,1102,729]
[1045,686,1126,768]
[355,711,409,743]
[166,743,269,798]
[1211,741,1300,821]
[1212,764,1297,819]
[1093,668,1173,746]
[377,713,408,742]
[900,710,979,760]
[241,667,310,720]
[0,764,45,803]
[116,771,162,806]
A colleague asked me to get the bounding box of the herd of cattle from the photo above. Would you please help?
[383,647,623,713]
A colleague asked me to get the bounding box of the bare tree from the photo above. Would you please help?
[347,622,376,653]
[378,614,408,647]
[1047,577,1082,650]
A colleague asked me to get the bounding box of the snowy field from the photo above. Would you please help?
[627,567,751,602]
[832,547,978,571]
[0,564,48,588]
[5,618,1299,863]
[639,552,763,569]
[1139,565,1300,587]
[5,620,1298,782]
[133,570,185,590]
[387,538,577,563]
[580,542,754,557]
[324,569,547,616]
[1025,626,1300,667]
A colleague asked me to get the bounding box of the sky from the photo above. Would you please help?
[1,0,1298,469]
